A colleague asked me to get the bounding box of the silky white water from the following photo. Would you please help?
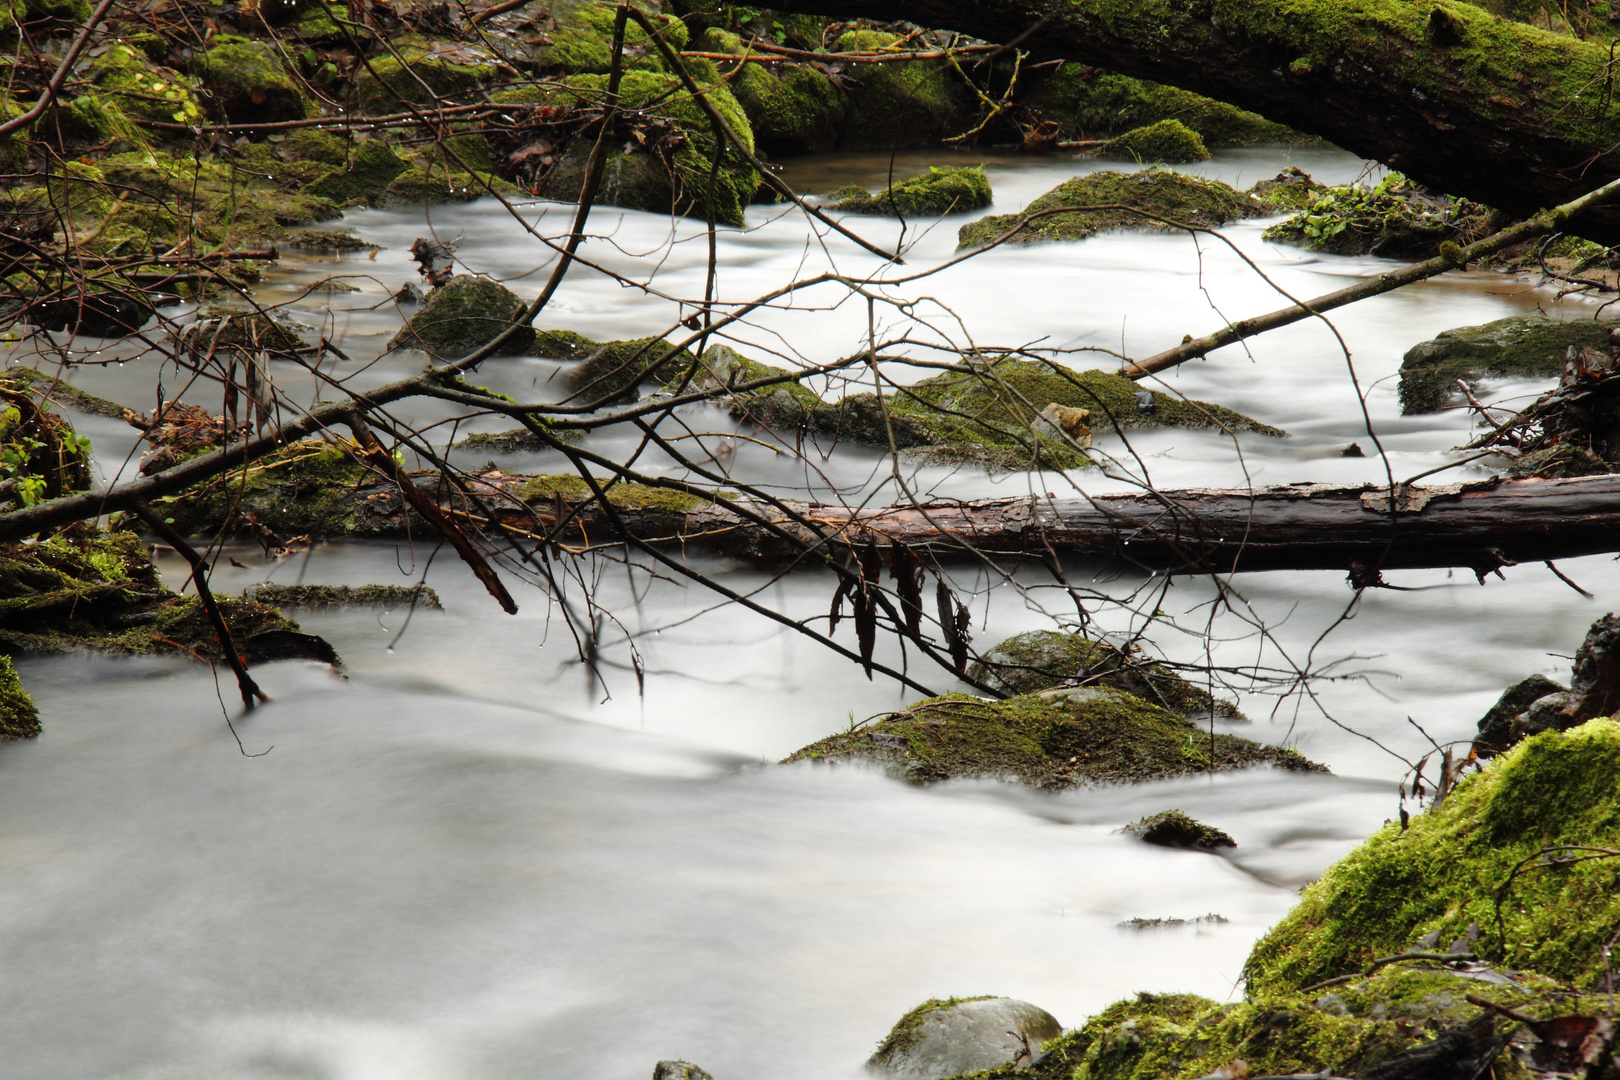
[0,147,1607,1080]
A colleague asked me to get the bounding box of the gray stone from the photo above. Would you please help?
[653,1062,713,1080]
[867,997,1063,1078]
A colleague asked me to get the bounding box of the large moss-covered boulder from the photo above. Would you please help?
[834,30,976,150]
[1019,65,1312,147]
[306,141,410,206]
[353,42,494,110]
[869,997,1063,1078]
[1398,315,1610,414]
[389,275,535,360]
[784,688,1320,788]
[827,165,991,217]
[191,40,310,124]
[958,169,1254,249]
[696,28,846,155]
[1096,119,1210,164]
[86,44,205,127]
[968,629,1242,718]
[535,2,689,74]
[1264,173,1503,259]
[522,70,759,226]
[0,655,39,739]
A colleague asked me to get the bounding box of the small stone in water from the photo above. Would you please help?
[653,1063,714,1080]
[1124,809,1236,851]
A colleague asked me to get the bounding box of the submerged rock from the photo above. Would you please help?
[1094,119,1209,164]
[1263,172,1503,259]
[783,688,1322,789]
[868,997,1062,1078]
[1124,809,1236,851]
[389,275,535,360]
[1398,315,1611,415]
[955,718,1620,1079]
[967,629,1243,718]
[827,166,992,217]
[957,169,1257,249]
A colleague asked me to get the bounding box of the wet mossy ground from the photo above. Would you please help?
[826,165,991,217]
[783,688,1321,789]
[1398,315,1611,414]
[1095,120,1210,164]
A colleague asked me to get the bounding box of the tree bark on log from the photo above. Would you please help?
[250,469,1620,580]
[774,0,1620,243]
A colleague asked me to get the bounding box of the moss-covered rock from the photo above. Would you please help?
[869,997,1063,1077]
[191,40,310,124]
[1019,65,1314,147]
[1264,172,1504,259]
[86,44,205,127]
[0,366,127,418]
[827,165,991,216]
[352,43,493,110]
[834,30,976,150]
[157,439,396,539]
[380,164,486,207]
[1397,315,1610,414]
[0,654,39,738]
[388,274,535,360]
[540,328,695,403]
[527,70,759,227]
[967,629,1242,719]
[175,303,311,359]
[1096,119,1210,164]
[783,687,1322,789]
[1124,809,1235,851]
[1245,166,1328,212]
[305,140,410,206]
[534,2,689,74]
[957,169,1254,249]
[695,28,847,156]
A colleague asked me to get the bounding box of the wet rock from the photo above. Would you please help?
[1263,172,1502,260]
[1398,315,1610,414]
[1124,809,1236,851]
[1095,119,1210,163]
[543,330,695,404]
[176,304,312,359]
[867,997,1062,1078]
[652,1063,713,1080]
[1473,673,1568,757]
[388,275,535,360]
[784,687,1320,789]
[0,655,39,739]
[1017,66,1313,147]
[827,166,992,217]
[833,30,977,150]
[957,169,1255,249]
[698,29,846,156]
[1563,612,1620,723]
[1245,166,1327,212]
[967,629,1243,718]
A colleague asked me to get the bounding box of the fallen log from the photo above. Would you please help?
[774,0,1620,244]
[165,456,1620,580]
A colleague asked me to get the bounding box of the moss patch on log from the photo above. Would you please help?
[156,438,392,539]
[1398,315,1610,414]
[247,584,442,610]
[514,473,713,514]
[783,688,1321,789]
[1019,65,1313,147]
[1096,119,1210,164]
[826,165,991,217]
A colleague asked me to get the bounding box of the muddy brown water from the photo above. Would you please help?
[0,147,1605,1079]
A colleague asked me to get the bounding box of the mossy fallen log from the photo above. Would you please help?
[782,687,1321,788]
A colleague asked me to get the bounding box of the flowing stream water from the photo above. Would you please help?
[1,147,1611,1080]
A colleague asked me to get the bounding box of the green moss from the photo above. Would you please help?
[26,0,88,22]
[536,2,689,73]
[156,439,388,539]
[87,45,205,127]
[540,328,695,402]
[827,165,991,217]
[380,165,494,207]
[353,47,491,110]
[530,70,759,227]
[1019,65,1314,146]
[305,140,408,206]
[1263,172,1503,259]
[0,366,129,418]
[1245,167,1328,212]
[968,629,1243,719]
[514,473,708,513]
[1124,809,1236,850]
[665,343,822,425]
[279,128,349,166]
[191,41,310,124]
[1096,119,1210,164]
[389,275,535,360]
[1246,718,1620,997]
[833,29,974,149]
[957,169,1253,249]
[0,654,38,738]
[783,687,1321,789]
[1398,315,1609,414]
[247,584,442,610]
[698,28,846,155]
[868,997,997,1067]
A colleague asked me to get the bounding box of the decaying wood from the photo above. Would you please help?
[222,468,1620,581]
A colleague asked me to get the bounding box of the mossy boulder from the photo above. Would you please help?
[389,275,535,360]
[1019,65,1313,147]
[526,70,759,227]
[968,629,1242,719]
[869,997,1063,1077]
[1264,172,1504,259]
[827,165,991,217]
[86,44,205,127]
[191,41,310,124]
[380,165,486,207]
[696,28,846,156]
[665,342,821,423]
[1124,809,1235,851]
[535,2,689,74]
[1096,119,1210,164]
[306,140,410,206]
[1397,315,1610,414]
[833,30,976,150]
[0,654,38,738]
[783,687,1322,789]
[352,45,493,110]
[1245,166,1328,213]
[540,328,695,403]
[957,169,1254,249]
